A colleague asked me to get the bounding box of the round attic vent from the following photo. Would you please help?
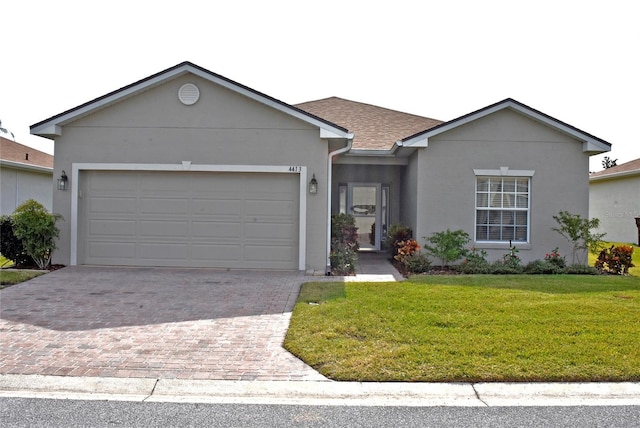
[178,83,200,105]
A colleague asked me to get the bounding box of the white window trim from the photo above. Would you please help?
[70,163,307,270]
[473,168,534,245]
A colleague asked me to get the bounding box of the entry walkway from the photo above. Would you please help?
[347,251,404,282]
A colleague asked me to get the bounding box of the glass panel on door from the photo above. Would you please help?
[349,184,380,250]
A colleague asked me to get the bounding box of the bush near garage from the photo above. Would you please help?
[0,215,35,267]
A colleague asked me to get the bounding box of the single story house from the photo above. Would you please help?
[589,158,640,244]
[0,136,54,216]
[30,61,611,273]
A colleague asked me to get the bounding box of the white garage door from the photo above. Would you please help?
[80,171,299,269]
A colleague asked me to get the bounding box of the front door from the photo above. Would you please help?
[348,183,382,250]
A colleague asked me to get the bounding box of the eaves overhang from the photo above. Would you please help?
[400,98,612,155]
[590,169,640,183]
[0,159,54,174]
[30,61,351,140]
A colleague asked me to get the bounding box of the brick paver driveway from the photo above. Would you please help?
[0,267,326,381]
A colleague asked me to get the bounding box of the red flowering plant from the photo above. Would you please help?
[544,247,566,269]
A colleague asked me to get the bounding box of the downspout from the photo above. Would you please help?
[326,137,353,274]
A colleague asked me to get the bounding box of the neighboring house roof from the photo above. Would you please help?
[0,137,53,173]
[295,97,442,150]
[401,98,611,155]
[31,61,352,141]
[590,157,640,182]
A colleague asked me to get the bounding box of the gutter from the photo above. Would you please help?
[326,136,353,274]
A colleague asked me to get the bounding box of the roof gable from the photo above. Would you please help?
[295,97,442,150]
[401,98,611,155]
[30,62,351,140]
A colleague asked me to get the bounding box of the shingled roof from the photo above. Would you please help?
[295,97,442,150]
[0,137,53,169]
[590,157,640,181]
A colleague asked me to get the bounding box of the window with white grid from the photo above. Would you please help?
[475,176,530,242]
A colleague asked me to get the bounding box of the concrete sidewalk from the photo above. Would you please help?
[1,374,638,407]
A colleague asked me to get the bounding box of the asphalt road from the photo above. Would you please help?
[2,398,639,427]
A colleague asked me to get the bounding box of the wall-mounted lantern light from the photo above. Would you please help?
[309,174,318,194]
[57,170,68,191]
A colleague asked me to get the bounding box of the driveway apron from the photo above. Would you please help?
[0,267,326,381]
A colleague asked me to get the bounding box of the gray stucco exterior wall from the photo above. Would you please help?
[414,109,591,264]
[51,74,333,270]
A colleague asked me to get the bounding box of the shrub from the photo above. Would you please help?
[502,245,521,270]
[552,211,606,265]
[423,229,470,268]
[595,245,635,275]
[330,214,359,275]
[384,224,413,257]
[524,260,564,274]
[393,239,421,263]
[488,260,524,274]
[0,215,35,267]
[330,241,359,276]
[402,252,431,274]
[11,200,63,269]
[457,247,489,274]
[544,247,566,269]
[565,264,600,275]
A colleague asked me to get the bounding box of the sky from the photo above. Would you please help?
[2,0,638,172]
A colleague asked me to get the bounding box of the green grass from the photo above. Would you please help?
[0,270,45,289]
[284,275,640,382]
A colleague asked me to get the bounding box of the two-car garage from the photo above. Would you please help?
[77,169,300,270]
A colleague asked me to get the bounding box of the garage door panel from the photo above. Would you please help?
[89,219,136,236]
[89,197,137,214]
[139,243,189,260]
[245,200,295,217]
[139,174,189,192]
[245,245,295,263]
[87,242,136,259]
[245,223,296,239]
[139,221,190,237]
[192,199,243,215]
[191,244,243,261]
[139,198,190,215]
[81,171,299,269]
[192,221,242,238]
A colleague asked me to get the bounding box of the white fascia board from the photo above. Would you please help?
[583,139,612,154]
[70,162,308,270]
[590,169,640,182]
[0,160,53,174]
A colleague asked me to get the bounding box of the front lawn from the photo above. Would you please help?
[0,269,45,289]
[284,275,640,382]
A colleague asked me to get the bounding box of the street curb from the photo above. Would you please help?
[1,375,639,407]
